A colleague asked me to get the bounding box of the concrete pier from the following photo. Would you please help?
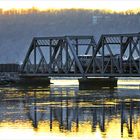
[16,76,51,87]
[78,77,118,90]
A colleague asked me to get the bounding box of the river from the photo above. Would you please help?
[0,79,140,140]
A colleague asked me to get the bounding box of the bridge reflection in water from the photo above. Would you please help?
[0,85,140,139]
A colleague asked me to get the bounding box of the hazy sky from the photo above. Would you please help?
[0,0,140,11]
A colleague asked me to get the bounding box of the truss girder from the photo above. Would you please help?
[21,33,140,77]
[85,33,140,75]
[21,36,95,75]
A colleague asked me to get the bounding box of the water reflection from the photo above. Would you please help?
[0,84,140,139]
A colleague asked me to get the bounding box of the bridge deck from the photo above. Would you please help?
[19,73,140,77]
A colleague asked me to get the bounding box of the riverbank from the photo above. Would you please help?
[0,72,19,85]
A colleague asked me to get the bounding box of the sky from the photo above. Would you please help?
[0,0,140,12]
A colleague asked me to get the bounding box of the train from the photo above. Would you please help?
[78,54,140,73]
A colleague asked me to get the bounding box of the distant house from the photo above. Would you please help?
[92,14,111,25]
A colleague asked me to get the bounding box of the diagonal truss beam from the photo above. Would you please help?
[66,37,84,75]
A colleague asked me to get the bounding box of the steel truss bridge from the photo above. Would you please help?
[21,33,140,77]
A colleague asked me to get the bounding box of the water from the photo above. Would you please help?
[0,80,140,140]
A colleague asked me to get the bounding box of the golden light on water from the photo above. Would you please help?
[0,79,140,139]
[50,79,140,90]
[0,119,140,140]
[118,80,140,85]
[51,80,79,86]
[118,79,140,89]
[0,0,140,12]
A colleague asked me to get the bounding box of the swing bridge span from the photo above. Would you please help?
[20,33,140,78]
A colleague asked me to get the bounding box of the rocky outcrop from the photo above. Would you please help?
[0,72,19,85]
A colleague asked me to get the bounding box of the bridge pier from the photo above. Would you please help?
[78,77,118,90]
[17,76,51,87]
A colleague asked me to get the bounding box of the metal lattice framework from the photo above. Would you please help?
[21,33,140,77]
[21,36,96,77]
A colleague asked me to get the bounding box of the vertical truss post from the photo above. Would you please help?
[49,39,52,73]
[120,36,123,73]
[111,55,113,74]
[34,40,37,73]
[102,38,104,74]
[129,38,132,74]
[60,43,63,73]
[75,38,78,73]
[89,36,96,73]
[109,39,113,74]
[92,37,96,74]
[66,41,69,73]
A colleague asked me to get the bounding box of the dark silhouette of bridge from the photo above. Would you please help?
[21,33,140,77]
[14,87,139,136]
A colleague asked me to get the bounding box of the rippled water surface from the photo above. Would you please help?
[0,80,140,140]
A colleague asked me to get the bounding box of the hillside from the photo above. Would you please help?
[0,9,140,63]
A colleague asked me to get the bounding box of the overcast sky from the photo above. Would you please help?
[0,0,140,11]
